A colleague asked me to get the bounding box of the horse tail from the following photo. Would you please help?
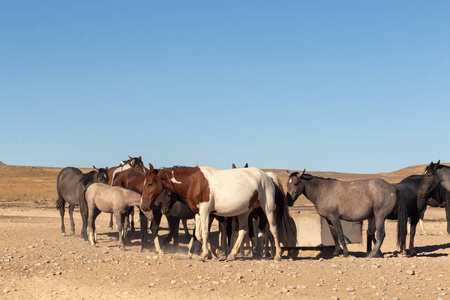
[56,179,64,210]
[80,189,88,215]
[396,188,408,253]
[267,172,297,248]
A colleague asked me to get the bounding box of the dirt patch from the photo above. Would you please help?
[0,204,449,299]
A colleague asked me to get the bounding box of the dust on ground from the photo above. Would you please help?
[0,204,449,300]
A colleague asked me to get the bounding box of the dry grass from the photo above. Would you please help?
[0,160,441,208]
[0,162,92,208]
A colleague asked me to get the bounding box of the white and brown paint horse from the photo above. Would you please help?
[141,164,295,261]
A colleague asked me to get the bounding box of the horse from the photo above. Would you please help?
[56,166,109,239]
[418,161,450,235]
[107,156,145,230]
[229,164,296,258]
[419,183,450,235]
[368,175,427,256]
[141,164,296,261]
[84,183,142,249]
[109,156,144,185]
[113,167,193,252]
[286,170,399,258]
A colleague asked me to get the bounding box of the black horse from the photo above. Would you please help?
[368,175,427,256]
[56,166,109,239]
[420,183,450,235]
[287,170,401,258]
[418,161,450,235]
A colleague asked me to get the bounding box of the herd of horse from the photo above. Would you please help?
[56,157,450,260]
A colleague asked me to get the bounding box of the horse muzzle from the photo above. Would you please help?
[286,192,296,207]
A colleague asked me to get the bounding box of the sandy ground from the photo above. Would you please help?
[0,205,450,300]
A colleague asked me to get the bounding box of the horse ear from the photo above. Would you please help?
[437,160,441,167]
[301,169,306,176]
[244,163,248,168]
[139,156,142,160]
[128,155,132,160]
[143,165,149,175]
[149,163,155,173]
[286,170,291,175]
[93,165,96,170]
[119,160,125,166]
[232,164,236,169]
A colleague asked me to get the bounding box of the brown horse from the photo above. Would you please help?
[113,168,193,252]
[141,164,296,261]
[107,156,144,230]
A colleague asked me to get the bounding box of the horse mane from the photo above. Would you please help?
[80,170,97,186]
[289,171,335,181]
[302,173,336,181]
[79,168,107,186]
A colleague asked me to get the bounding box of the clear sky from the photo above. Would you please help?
[1,1,449,174]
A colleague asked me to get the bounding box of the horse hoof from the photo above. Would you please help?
[226,255,236,261]
[61,232,66,237]
[274,256,281,262]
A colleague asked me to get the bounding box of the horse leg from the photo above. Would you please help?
[326,218,343,256]
[150,208,164,254]
[227,213,250,261]
[162,215,178,249]
[139,209,148,252]
[130,206,135,232]
[366,217,377,253]
[80,210,88,241]
[123,208,131,244]
[367,218,386,258]
[408,213,419,256]
[199,212,211,260]
[116,212,125,250]
[88,204,96,246]
[92,209,101,245]
[67,204,75,235]
[446,200,450,235]
[59,199,66,236]
[265,210,282,261]
[217,218,227,258]
[109,213,114,229]
[182,219,190,238]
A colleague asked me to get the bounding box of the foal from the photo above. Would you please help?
[85,183,141,249]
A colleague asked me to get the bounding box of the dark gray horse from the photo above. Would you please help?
[56,166,109,239]
[418,161,450,235]
[368,175,427,256]
[286,170,398,258]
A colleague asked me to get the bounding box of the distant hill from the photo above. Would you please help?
[0,161,446,208]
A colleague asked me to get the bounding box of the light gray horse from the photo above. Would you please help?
[85,183,142,249]
[56,167,109,239]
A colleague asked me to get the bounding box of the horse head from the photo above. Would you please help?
[141,163,165,212]
[286,169,306,204]
[129,155,145,173]
[93,166,109,184]
[418,160,442,198]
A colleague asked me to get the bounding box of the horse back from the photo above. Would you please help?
[199,166,274,216]
[86,183,141,213]
[57,167,84,205]
[315,178,396,221]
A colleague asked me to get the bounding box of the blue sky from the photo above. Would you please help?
[1,1,449,173]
